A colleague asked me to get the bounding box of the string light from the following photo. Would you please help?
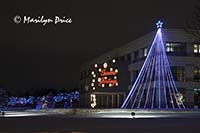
[115,69,118,73]
[121,22,185,109]
[103,63,108,68]
[91,83,94,87]
[98,78,101,82]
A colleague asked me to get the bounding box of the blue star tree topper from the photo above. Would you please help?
[156,21,163,29]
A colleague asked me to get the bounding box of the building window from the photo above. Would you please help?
[166,43,174,52]
[194,88,200,106]
[127,53,131,60]
[127,53,131,64]
[194,67,200,82]
[120,56,125,61]
[143,48,148,57]
[83,70,86,78]
[194,44,200,55]
[171,66,185,82]
[134,51,139,59]
[166,42,186,56]
[80,72,83,80]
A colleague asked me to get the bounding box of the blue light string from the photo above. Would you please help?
[160,35,168,109]
[166,69,175,108]
[144,47,157,108]
[151,43,159,108]
[137,52,153,108]
[122,21,185,109]
[164,52,186,109]
[121,31,159,108]
[132,60,151,108]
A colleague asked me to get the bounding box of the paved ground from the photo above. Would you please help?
[0,109,200,133]
[0,116,200,133]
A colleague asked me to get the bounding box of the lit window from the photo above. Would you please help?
[194,44,200,54]
[171,66,185,82]
[194,67,200,82]
[194,88,200,106]
[143,48,148,57]
[166,43,174,52]
[166,42,186,56]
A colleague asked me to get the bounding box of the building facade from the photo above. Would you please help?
[79,29,200,108]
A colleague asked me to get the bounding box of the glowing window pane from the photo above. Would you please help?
[166,43,170,46]
[199,45,200,53]
[167,47,170,52]
[143,48,148,57]
[194,44,198,53]
[166,43,175,52]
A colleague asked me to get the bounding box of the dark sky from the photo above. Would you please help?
[0,0,197,93]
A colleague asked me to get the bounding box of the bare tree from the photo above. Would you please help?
[186,0,200,38]
[0,88,8,108]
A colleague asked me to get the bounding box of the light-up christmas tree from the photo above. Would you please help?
[121,21,185,109]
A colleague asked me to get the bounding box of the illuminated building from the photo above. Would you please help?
[80,29,200,108]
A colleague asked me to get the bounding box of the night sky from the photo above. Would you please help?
[0,0,197,94]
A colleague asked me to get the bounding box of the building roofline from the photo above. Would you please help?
[80,28,198,70]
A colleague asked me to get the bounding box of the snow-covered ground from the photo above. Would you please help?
[1,109,200,118]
